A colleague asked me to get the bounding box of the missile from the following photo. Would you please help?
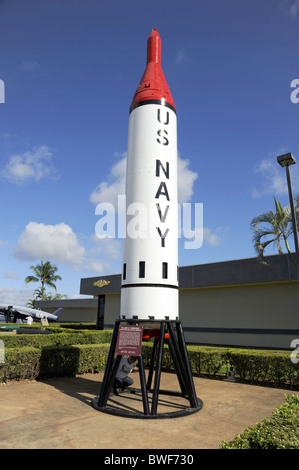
[120,28,178,322]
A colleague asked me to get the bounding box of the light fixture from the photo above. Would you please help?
[277,152,299,276]
[277,152,296,167]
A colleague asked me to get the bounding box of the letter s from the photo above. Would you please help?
[156,129,169,145]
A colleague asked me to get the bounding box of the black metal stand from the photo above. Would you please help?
[92,319,203,419]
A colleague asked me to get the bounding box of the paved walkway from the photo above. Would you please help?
[0,371,296,450]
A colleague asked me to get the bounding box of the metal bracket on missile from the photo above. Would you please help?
[92,319,203,419]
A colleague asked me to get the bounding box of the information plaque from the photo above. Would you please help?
[115,325,143,356]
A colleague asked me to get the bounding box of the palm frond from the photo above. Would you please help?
[250,196,295,265]
[25,275,39,284]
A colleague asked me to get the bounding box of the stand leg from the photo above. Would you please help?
[138,355,149,415]
[99,354,122,407]
[167,323,188,396]
[151,322,165,415]
[176,321,198,408]
[97,320,120,407]
[146,336,158,390]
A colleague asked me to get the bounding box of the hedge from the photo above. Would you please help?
[0,344,110,382]
[227,349,299,388]
[0,329,113,349]
[220,394,299,449]
[141,344,299,389]
[1,329,298,389]
[0,347,41,382]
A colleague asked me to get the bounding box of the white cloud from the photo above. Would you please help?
[173,48,187,66]
[203,227,222,246]
[1,145,59,185]
[2,271,21,280]
[287,0,299,17]
[252,155,299,198]
[182,226,224,250]
[84,259,109,273]
[90,152,198,207]
[1,132,11,140]
[14,222,85,271]
[90,235,121,259]
[22,59,39,71]
[177,155,198,203]
[90,153,127,207]
[0,287,34,307]
[83,236,122,274]
[12,222,121,277]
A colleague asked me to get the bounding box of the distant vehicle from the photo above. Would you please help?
[0,304,64,323]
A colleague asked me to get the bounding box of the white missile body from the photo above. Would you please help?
[120,29,178,321]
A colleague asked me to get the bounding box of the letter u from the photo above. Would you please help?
[157,109,169,125]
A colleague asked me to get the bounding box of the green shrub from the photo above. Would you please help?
[1,326,298,391]
[0,329,113,349]
[220,394,299,449]
[76,344,108,374]
[0,344,110,381]
[139,343,298,389]
[39,344,109,378]
[188,347,228,377]
[227,350,299,389]
[0,347,41,381]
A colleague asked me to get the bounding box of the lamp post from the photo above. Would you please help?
[277,153,299,275]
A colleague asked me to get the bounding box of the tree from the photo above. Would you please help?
[250,197,294,264]
[34,290,67,300]
[33,287,47,300]
[26,298,36,308]
[48,293,67,300]
[25,260,62,300]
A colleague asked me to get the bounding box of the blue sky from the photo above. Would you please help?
[0,0,298,305]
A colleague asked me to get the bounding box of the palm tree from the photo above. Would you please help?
[35,290,67,300]
[25,260,62,299]
[33,288,53,300]
[26,298,36,308]
[250,197,294,264]
[49,293,67,300]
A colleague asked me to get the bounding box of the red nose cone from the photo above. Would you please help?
[130,28,176,113]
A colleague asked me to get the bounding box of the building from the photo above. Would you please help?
[35,253,299,350]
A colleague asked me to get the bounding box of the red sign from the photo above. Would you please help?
[115,325,143,356]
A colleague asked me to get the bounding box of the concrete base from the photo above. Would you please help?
[92,387,203,419]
